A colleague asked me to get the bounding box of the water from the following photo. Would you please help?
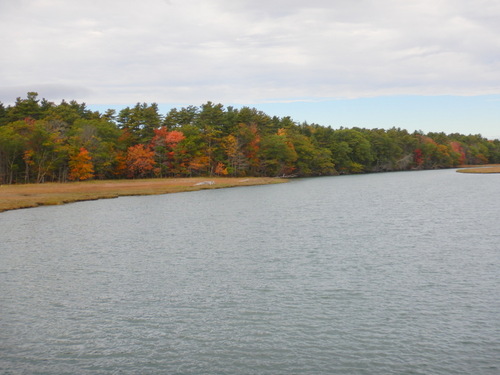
[1,169,499,374]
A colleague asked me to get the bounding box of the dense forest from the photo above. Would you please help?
[1,92,499,184]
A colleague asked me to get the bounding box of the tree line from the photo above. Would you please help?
[0,92,499,184]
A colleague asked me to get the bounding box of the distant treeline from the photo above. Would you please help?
[0,92,499,184]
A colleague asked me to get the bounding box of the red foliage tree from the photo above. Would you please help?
[150,127,186,176]
[413,148,424,167]
[450,141,466,165]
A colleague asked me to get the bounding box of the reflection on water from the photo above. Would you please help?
[1,169,499,374]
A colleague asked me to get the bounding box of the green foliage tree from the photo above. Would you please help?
[6,92,45,122]
[23,119,69,183]
[258,130,298,176]
[487,140,500,163]
[0,122,25,183]
[363,128,403,171]
[0,102,8,126]
[118,102,162,144]
[163,106,199,129]
[330,129,373,173]
[287,130,335,176]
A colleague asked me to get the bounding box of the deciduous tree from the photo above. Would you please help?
[126,144,155,178]
[69,147,94,181]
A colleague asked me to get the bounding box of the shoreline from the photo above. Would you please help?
[0,177,288,213]
[2,164,499,213]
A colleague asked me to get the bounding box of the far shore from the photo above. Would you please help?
[0,177,288,213]
[456,164,500,174]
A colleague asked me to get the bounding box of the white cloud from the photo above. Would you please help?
[0,0,499,104]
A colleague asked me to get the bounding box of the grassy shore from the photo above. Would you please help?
[0,177,287,213]
[456,164,500,174]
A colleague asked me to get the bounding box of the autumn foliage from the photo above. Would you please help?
[151,127,187,176]
[126,144,155,178]
[69,147,94,181]
[1,92,499,184]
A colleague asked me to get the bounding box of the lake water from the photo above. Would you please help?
[1,169,499,374]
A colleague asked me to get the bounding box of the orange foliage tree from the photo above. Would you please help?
[126,144,155,178]
[188,155,210,176]
[69,147,94,181]
[214,161,228,175]
[112,150,128,178]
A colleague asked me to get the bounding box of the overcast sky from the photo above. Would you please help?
[1,0,499,138]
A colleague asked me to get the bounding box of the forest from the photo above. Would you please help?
[1,92,499,184]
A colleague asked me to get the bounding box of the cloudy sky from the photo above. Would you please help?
[1,0,499,138]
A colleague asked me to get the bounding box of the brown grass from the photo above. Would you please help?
[0,177,287,213]
[456,164,500,174]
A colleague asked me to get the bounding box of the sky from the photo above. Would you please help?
[1,0,499,139]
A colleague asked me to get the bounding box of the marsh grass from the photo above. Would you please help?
[456,164,500,174]
[0,177,287,213]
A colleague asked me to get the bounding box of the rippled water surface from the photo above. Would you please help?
[1,169,499,374]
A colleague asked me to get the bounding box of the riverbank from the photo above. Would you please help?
[0,177,287,213]
[456,164,500,174]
